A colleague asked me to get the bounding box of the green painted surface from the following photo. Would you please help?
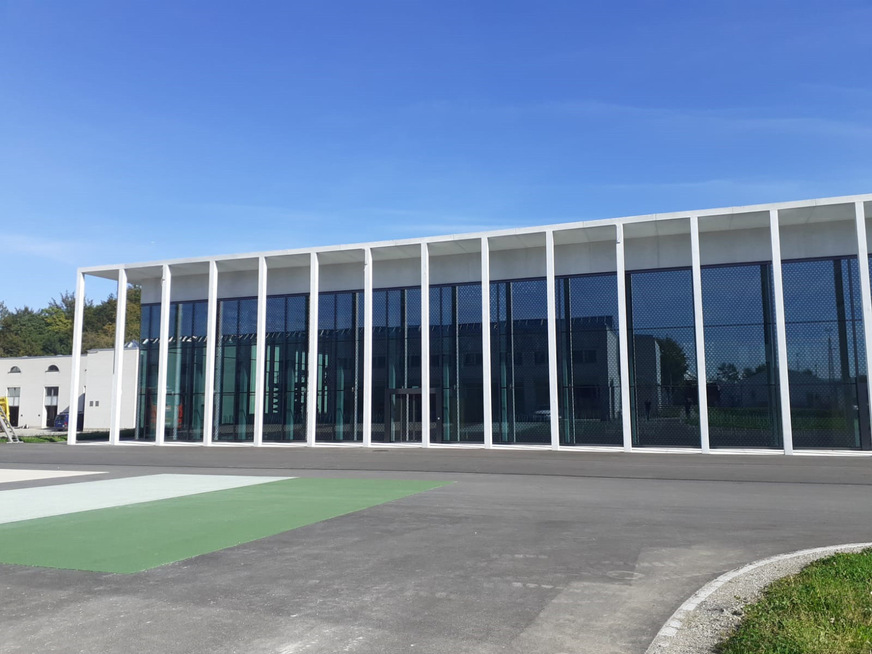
[0,478,448,574]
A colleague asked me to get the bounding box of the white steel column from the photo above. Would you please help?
[155,264,172,446]
[109,268,128,445]
[854,200,872,448]
[306,253,319,446]
[253,256,268,446]
[769,209,794,454]
[689,216,710,452]
[420,242,431,447]
[545,230,560,450]
[615,224,633,451]
[363,248,373,447]
[481,237,493,448]
[67,271,86,444]
[203,260,218,446]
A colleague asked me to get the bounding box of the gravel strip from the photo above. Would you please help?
[646,542,872,654]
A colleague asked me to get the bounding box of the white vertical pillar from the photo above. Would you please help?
[770,209,794,454]
[854,200,872,448]
[155,264,171,446]
[203,260,218,446]
[109,268,128,445]
[363,248,373,447]
[615,224,633,451]
[253,256,268,446]
[421,242,431,447]
[481,237,493,448]
[545,230,560,450]
[306,252,319,446]
[689,216,710,452]
[67,271,86,444]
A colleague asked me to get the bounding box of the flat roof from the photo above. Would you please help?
[81,193,872,279]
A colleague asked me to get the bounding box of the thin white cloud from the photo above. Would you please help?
[6,233,94,265]
[407,98,872,141]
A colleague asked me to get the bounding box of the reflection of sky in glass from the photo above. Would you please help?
[629,269,694,328]
[373,288,421,328]
[170,300,208,338]
[319,292,362,330]
[782,257,865,378]
[430,283,482,327]
[141,304,161,340]
[701,265,766,326]
[782,259,862,324]
[219,299,238,334]
[558,273,618,327]
[701,264,773,376]
[266,295,307,333]
[628,269,697,372]
[491,278,548,322]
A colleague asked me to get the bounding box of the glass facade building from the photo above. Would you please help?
[75,195,872,454]
[430,283,484,444]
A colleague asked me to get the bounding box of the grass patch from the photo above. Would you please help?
[18,434,67,443]
[717,549,872,654]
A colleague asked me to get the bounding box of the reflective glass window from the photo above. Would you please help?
[135,303,160,441]
[556,274,622,445]
[263,294,309,443]
[429,283,484,443]
[316,291,364,442]
[490,278,551,444]
[701,263,781,448]
[214,298,258,442]
[783,257,868,449]
[165,300,208,442]
[626,268,700,447]
[372,288,422,443]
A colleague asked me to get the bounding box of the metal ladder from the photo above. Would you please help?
[0,406,21,443]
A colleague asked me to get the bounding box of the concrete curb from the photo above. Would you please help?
[645,542,872,654]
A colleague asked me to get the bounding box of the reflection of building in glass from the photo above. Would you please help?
[71,194,872,453]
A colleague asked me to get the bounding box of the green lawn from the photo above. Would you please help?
[0,478,448,574]
[717,549,872,654]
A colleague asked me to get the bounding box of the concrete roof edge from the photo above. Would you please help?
[78,193,872,277]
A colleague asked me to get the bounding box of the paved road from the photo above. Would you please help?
[2,444,871,654]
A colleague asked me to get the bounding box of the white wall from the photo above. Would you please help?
[0,349,138,430]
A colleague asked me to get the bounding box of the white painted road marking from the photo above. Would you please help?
[0,474,292,526]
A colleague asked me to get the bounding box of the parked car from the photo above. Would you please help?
[54,412,69,431]
[54,412,84,431]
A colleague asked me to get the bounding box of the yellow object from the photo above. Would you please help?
[0,397,7,417]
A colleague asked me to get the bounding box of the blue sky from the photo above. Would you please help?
[2,0,871,309]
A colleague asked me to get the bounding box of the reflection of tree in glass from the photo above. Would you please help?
[741,363,768,379]
[655,337,688,386]
[715,362,740,382]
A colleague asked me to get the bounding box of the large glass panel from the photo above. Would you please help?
[371,288,422,443]
[783,257,868,449]
[627,268,700,447]
[490,278,551,444]
[214,298,258,442]
[263,294,309,442]
[165,300,207,442]
[701,264,781,448]
[556,274,622,445]
[134,303,160,441]
[316,291,364,442]
[429,283,484,443]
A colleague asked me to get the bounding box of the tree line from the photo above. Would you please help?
[0,288,141,357]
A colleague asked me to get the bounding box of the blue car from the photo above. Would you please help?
[54,412,69,431]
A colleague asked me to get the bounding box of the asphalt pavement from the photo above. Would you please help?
[2,444,871,654]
